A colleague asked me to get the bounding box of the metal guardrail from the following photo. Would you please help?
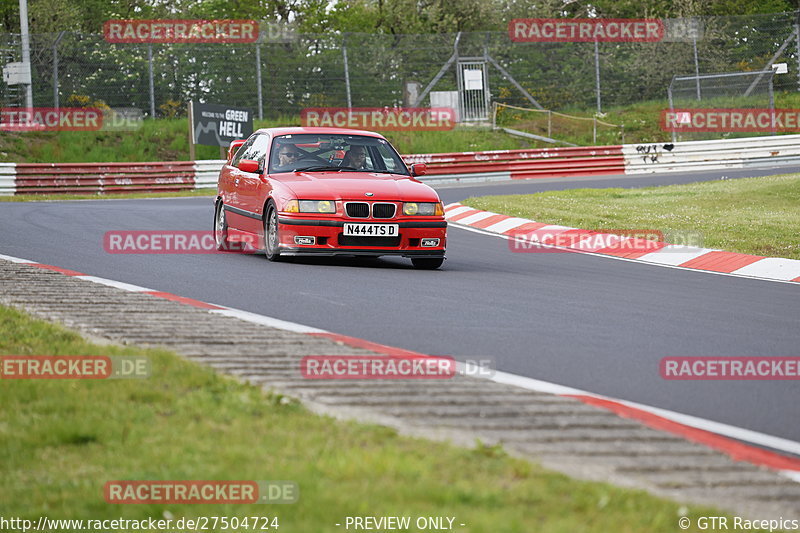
[8,161,196,194]
[405,146,625,181]
[2,134,799,195]
[623,134,800,174]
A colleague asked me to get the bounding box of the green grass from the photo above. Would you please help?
[498,89,800,146]
[0,117,529,164]
[462,173,800,260]
[0,304,733,532]
[6,90,800,164]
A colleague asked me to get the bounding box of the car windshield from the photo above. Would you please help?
[268,134,410,176]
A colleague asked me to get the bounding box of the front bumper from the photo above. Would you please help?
[277,216,447,258]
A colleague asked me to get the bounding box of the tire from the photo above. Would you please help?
[411,257,444,270]
[264,203,283,262]
[214,200,236,251]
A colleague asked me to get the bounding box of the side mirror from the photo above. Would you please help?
[410,163,427,177]
[238,159,260,174]
[228,139,247,162]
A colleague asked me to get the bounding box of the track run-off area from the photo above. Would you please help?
[1,165,799,455]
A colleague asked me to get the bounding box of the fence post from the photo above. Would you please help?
[547,110,552,138]
[796,11,800,92]
[769,73,776,134]
[52,31,66,109]
[594,40,601,113]
[147,44,156,118]
[256,42,263,120]
[693,35,701,100]
[342,33,352,108]
[593,117,597,145]
[668,84,676,144]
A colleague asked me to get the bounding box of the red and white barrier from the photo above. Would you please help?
[404,145,625,184]
[2,134,799,195]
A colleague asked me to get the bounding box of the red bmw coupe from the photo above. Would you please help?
[214,127,447,269]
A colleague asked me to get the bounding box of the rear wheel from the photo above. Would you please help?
[214,200,235,251]
[264,203,283,262]
[411,257,444,270]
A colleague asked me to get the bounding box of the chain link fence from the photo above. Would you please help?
[2,12,800,131]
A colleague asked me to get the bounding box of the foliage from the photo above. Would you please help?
[1,0,796,34]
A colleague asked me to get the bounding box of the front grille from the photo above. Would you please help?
[338,235,401,247]
[346,202,369,218]
[372,203,396,219]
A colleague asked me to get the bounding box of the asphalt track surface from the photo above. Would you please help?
[2,166,799,446]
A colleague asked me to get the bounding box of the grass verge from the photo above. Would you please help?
[6,89,800,164]
[462,174,800,260]
[0,303,727,532]
[0,118,530,164]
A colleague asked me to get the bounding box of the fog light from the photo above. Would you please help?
[421,238,440,247]
[294,236,316,245]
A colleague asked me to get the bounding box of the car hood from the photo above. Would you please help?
[272,172,440,202]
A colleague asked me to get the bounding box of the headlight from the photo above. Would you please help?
[299,200,336,213]
[403,202,444,216]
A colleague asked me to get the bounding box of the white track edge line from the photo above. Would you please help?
[75,276,154,292]
[3,251,800,463]
[210,308,327,334]
[0,254,38,264]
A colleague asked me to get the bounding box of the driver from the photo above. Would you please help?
[274,144,304,169]
[340,145,368,169]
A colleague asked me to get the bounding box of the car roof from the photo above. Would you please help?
[254,126,386,138]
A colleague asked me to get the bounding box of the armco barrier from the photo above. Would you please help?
[2,134,800,195]
[624,134,800,174]
[404,145,626,184]
[195,159,226,188]
[11,162,197,195]
[0,163,16,195]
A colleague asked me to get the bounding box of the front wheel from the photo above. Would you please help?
[411,257,444,270]
[264,204,283,262]
[214,200,235,251]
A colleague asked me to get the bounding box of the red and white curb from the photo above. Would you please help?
[1,251,799,482]
[445,203,800,284]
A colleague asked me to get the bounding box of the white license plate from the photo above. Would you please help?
[343,223,399,237]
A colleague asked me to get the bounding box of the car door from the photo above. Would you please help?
[228,133,270,234]
[224,134,257,229]
[237,134,272,233]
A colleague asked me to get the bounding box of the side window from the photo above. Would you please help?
[232,134,271,167]
[246,135,271,165]
[231,136,257,167]
[374,144,399,172]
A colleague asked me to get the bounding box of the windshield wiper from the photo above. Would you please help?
[294,165,357,172]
